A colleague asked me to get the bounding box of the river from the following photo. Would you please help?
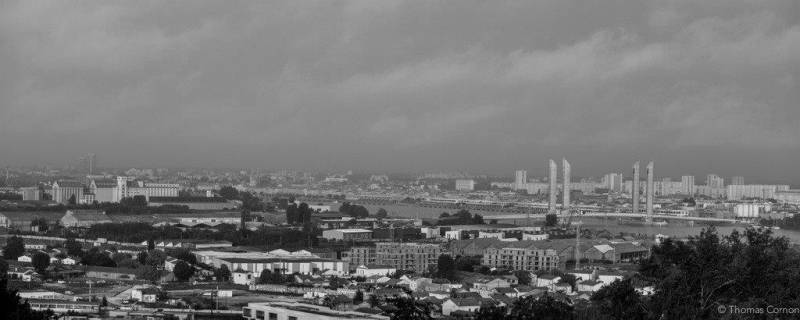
[362,203,800,243]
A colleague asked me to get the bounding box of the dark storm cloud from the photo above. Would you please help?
[1,0,798,181]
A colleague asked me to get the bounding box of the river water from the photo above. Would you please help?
[363,203,800,244]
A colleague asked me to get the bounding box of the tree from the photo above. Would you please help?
[514,270,532,286]
[2,236,25,260]
[240,209,250,232]
[339,202,369,218]
[136,265,163,283]
[385,292,433,320]
[81,248,116,267]
[214,265,231,282]
[259,269,285,284]
[545,214,559,227]
[353,290,364,305]
[436,254,456,280]
[510,295,574,320]
[64,238,84,257]
[638,227,800,320]
[589,279,648,320]
[218,186,239,200]
[147,239,155,251]
[173,261,194,282]
[31,252,50,275]
[68,194,77,205]
[30,218,49,232]
[376,208,388,219]
[171,249,197,265]
[475,305,508,319]
[145,249,167,267]
[368,294,380,308]
[0,278,54,320]
[0,260,8,279]
[454,256,480,272]
[137,251,149,265]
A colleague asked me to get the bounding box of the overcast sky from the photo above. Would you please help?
[1,1,799,182]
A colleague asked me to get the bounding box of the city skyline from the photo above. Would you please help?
[1,1,799,182]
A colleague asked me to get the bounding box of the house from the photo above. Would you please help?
[164,258,179,272]
[8,267,36,282]
[595,271,625,286]
[24,243,47,250]
[62,257,77,265]
[396,276,433,292]
[583,244,615,262]
[535,275,561,288]
[567,269,595,282]
[441,298,481,316]
[84,266,137,280]
[355,265,397,277]
[471,278,511,292]
[495,287,519,298]
[131,287,159,303]
[17,255,32,263]
[577,279,605,292]
[60,210,112,228]
[232,270,256,285]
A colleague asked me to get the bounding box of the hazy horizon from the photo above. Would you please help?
[2,1,799,183]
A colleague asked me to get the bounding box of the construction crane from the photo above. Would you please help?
[560,207,576,229]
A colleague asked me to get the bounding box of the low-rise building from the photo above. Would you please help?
[441,298,481,316]
[354,265,397,277]
[321,229,373,241]
[243,302,388,320]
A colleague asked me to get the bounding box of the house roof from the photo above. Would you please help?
[448,298,481,307]
[496,287,517,294]
[55,180,84,188]
[593,244,614,253]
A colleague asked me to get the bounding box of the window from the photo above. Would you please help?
[268,312,278,320]
[288,317,298,320]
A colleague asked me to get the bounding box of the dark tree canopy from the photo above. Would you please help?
[2,236,25,260]
[31,252,50,275]
[218,186,239,200]
[339,202,370,218]
[638,227,800,320]
[0,278,53,320]
[64,238,84,257]
[173,261,195,282]
[545,213,559,227]
[436,254,457,280]
[589,279,648,320]
[510,295,574,320]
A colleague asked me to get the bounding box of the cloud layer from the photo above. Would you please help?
[1,0,799,181]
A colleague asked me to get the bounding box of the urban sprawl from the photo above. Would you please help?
[1,156,799,319]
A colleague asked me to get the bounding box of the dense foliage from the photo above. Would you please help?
[2,236,25,260]
[0,278,53,320]
[436,209,484,225]
[386,227,800,320]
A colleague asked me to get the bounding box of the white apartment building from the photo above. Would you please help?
[455,179,476,191]
[727,184,790,200]
[483,246,560,272]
